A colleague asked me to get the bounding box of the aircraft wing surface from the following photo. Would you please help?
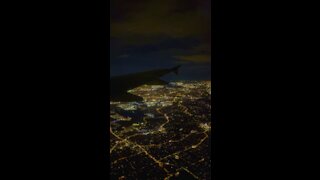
[110,65,181,102]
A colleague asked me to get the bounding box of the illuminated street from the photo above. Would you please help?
[110,81,211,179]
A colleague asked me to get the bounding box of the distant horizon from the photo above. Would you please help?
[110,64,211,81]
[111,0,211,80]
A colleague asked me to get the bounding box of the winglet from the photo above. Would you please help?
[172,65,181,75]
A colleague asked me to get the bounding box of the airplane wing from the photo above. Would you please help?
[110,65,181,102]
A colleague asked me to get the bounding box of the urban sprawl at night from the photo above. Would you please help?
[110,81,211,179]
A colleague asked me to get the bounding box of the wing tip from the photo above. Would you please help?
[172,65,181,75]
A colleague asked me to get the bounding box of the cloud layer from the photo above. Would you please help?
[110,0,211,79]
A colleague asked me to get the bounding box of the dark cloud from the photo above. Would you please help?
[111,0,210,43]
[110,0,211,79]
[174,54,211,63]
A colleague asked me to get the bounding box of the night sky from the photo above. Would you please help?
[110,0,211,80]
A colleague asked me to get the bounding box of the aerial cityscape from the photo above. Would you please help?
[110,81,211,179]
[110,0,211,178]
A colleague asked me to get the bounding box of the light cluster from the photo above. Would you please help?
[110,81,211,179]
